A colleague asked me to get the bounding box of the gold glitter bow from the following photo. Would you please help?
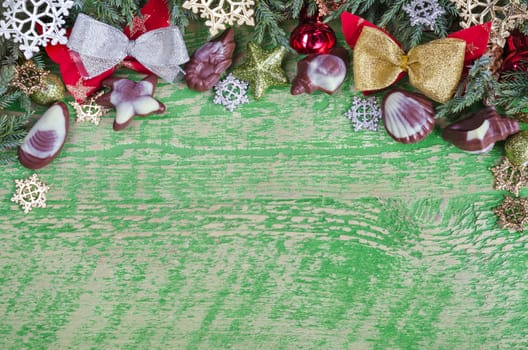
[353,26,466,103]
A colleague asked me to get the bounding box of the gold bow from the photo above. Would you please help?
[353,26,466,103]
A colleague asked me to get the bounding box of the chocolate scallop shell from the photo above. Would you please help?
[382,90,435,144]
[18,102,69,169]
[441,107,520,153]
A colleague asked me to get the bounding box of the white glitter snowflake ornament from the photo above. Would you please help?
[11,174,49,214]
[344,96,382,132]
[183,0,255,36]
[213,74,250,112]
[403,0,446,29]
[0,0,74,59]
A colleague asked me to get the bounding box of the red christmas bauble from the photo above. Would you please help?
[502,49,528,72]
[289,22,336,55]
[506,30,528,53]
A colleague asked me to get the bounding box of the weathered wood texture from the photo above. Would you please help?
[0,25,527,349]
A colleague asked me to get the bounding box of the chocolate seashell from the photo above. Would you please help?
[382,90,435,144]
[18,102,69,169]
[442,107,520,153]
[291,47,349,95]
[184,28,236,92]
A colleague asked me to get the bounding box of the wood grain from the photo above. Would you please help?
[0,25,527,349]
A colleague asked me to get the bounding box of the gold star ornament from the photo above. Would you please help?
[232,42,288,99]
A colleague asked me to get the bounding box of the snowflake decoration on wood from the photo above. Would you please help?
[491,157,528,197]
[213,73,249,112]
[70,92,108,126]
[344,96,382,131]
[494,195,528,232]
[182,0,255,36]
[11,174,49,214]
[403,0,446,29]
[0,0,74,59]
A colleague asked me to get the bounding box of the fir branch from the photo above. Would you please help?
[436,56,498,121]
[0,111,30,165]
[253,1,289,47]
[495,70,528,115]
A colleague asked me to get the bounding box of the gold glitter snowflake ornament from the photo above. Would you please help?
[11,174,49,214]
[183,0,255,36]
[10,61,49,96]
[491,158,528,197]
[494,195,528,232]
[70,93,108,125]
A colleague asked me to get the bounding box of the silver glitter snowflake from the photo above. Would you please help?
[344,96,382,132]
[0,0,74,59]
[213,73,250,112]
[403,0,446,29]
[11,174,49,214]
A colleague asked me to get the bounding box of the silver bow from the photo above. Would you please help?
[67,14,189,82]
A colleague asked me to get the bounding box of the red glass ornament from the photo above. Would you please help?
[502,49,528,72]
[506,30,528,54]
[289,22,336,55]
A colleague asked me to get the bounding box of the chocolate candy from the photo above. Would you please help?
[184,28,236,91]
[18,102,70,169]
[442,107,520,153]
[382,90,435,144]
[291,47,349,95]
[96,75,165,131]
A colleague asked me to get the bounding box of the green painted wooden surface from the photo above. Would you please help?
[1,25,527,349]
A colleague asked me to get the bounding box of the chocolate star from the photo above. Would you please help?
[232,42,288,99]
[96,75,166,131]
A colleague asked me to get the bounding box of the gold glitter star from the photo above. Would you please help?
[129,14,151,38]
[67,79,96,102]
[491,158,528,197]
[10,60,49,95]
[232,42,288,99]
[11,174,49,214]
[494,195,528,232]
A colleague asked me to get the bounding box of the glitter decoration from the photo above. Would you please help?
[213,73,249,112]
[344,96,382,132]
[0,0,74,59]
[10,61,49,96]
[494,195,528,232]
[11,174,49,214]
[70,92,108,125]
[492,157,528,197]
[403,0,446,29]
[232,42,288,99]
[448,0,499,28]
[182,0,255,36]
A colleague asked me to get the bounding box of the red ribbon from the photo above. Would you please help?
[46,0,170,102]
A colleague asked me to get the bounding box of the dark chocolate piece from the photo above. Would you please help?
[184,28,236,92]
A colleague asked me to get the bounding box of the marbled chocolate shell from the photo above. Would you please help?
[291,47,349,95]
[442,107,520,153]
[382,90,435,144]
[18,102,69,169]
